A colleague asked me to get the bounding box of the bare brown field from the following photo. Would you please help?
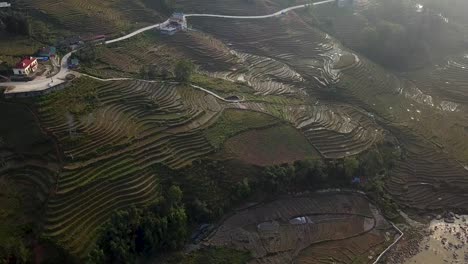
[206,193,396,264]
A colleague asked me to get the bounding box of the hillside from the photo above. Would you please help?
[1,0,468,263]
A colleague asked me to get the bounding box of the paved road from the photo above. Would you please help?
[185,0,335,19]
[1,0,335,94]
[105,21,169,44]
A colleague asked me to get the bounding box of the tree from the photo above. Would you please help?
[167,185,183,206]
[76,45,98,64]
[343,157,359,179]
[174,59,195,83]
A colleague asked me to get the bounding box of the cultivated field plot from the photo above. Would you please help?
[386,133,468,211]
[224,124,319,166]
[0,101,59,234]
[17,0,163,35]
[37,78,227,255]
[228,101,383,159]
[206,193,396,264]
[85,34,181,78]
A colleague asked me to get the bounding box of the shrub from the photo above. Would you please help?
[174,59,195,83]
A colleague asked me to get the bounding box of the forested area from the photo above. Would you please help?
[0,11,31,36]
[312,0,460,70]
[87,186,187,263]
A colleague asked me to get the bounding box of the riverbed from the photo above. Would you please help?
[404,215,467,264]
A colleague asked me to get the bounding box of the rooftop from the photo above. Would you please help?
[15,57,37,69]
[39,46,57,56]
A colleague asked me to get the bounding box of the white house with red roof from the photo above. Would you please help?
[13,57,38,76]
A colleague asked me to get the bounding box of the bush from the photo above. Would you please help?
[174,59,195,83]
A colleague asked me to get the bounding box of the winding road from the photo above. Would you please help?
[185,0,335,19]
[0,0,336,95]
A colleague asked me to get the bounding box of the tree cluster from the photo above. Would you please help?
[75,45,98,64]
[87,186,187,264]
[153,160,256,224]
[0,11,31,36]
[258,143,400,194]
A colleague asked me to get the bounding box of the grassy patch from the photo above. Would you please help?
[204,109,280,148]
[0,101,50,153]
[166,247,251,264]
[0,36,43,67]
[40,77,101,116]
[0,179,30,262]
[224,124,320,166]
[192,74,252,94]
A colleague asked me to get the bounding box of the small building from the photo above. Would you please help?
[160,12,187,35]
[0,2,11,8]
[13,57,38,76]
[68,58,80,69]
[83,35,106,45]
[38,46,57,58]
[58,36,83,50]
[171,12,185,23]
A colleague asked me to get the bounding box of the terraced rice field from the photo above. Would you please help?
[385,133,468,211]
[297,231,390,263]
[17,0,164,35]
[81,34,181,78]
[0,102,59,224]
[206,193,397,264]
[228,101,382,159]
[37,78,233,255]
[8,0,468,259]
[179,1,468,214]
